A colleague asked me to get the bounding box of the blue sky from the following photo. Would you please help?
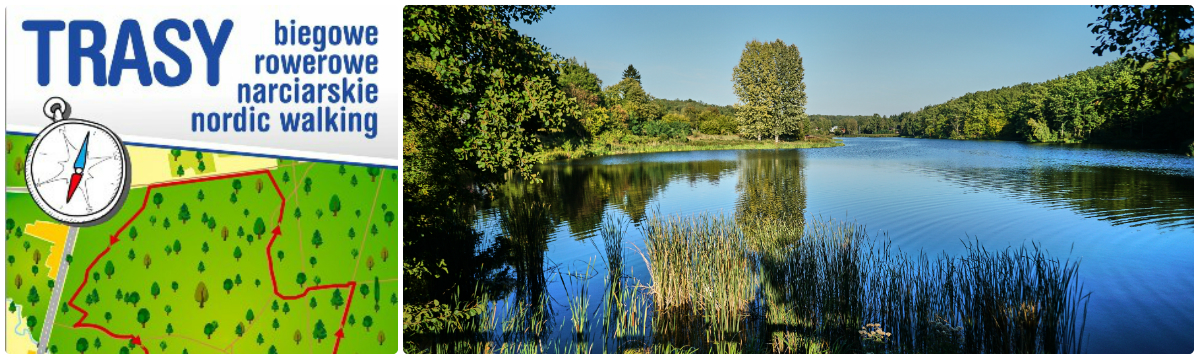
[513,5,1120,115]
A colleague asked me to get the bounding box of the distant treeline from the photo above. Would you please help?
[891,53,1193,150]
[809,114,898,135]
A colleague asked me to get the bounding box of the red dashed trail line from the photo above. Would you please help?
[66,170,356,354]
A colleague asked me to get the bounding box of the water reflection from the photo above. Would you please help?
[920,164,1194,229]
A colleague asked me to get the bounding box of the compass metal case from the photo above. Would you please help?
[24,99,132,226]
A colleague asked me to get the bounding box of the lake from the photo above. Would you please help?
[475,137,1194,354]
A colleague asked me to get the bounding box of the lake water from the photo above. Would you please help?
[476,137,1194,354]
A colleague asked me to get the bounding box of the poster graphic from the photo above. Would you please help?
[5,6,398,354]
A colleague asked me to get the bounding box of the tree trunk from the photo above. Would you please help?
[774,134,779,143]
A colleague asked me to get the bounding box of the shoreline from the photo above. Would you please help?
[539,135,844,161]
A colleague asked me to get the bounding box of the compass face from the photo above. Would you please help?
[25,119,131,225]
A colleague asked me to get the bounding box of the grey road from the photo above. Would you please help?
[5,186,29,193]
[36,226,78,354]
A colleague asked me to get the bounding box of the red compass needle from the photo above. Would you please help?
[66,132,89,203]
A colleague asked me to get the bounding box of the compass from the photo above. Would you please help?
[24,98,131,226]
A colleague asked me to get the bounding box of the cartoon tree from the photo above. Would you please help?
[256,333,265,346]
[195,282,209,308]
[272,318,280,331]
[303,177,313,195]
[166,323,174,335]
[296,272,307,287]
[163,218,171,230]
[171,281,179,292]
[137,308,150,328]
[339,164,346,176]
[282,171,290,183]
[128,249,136,261]
[367,167,380,182]
[208,217,217,232]
[143,254,152,269]
[382,247,390,262]
[173,239,182,254]
[7,255,14,266]
[198,261,206,274]
[198,161,206,173]
[13,274,21,290]
[282,303,290,314]
[277,250,285,261]
[171,149,181,160]
[104,312,112,323]
[176,165,184,177]
[235,322,245,337]
[26,315,36,332]
[203,321,218,339]
[351,175,358,187]
[310,256,317,268]
[130,227,139,241]
[165,305,172,316]
[77,337,89,354]
[151,282,160,299]
[269,345,278,354]
[293,329,302,344]
[234,247,243,262]
[385,211,395,227]
[331,289,344,309]
[105,260,115,279]
[246,309,255,324]
[348,228,356,240]
[179,204,191,224]
[224,279,234,294]
[360,283,370,299]
[221,226,229,241]
[311,230,323,249]
[202,242,210,254]
[230,192,238,204]
[254,217,266,240]
[351,248,359,259]
[197,189,205,202]
[374,277,380,307]
[28,287,40,307]
[329,195,341,216]
[313,320,327,343]
[366,256,375,271]
[232,179,243,194]
[309,297,317,310]
[363,316,374,331]
[377,330,386,346]
[235,274,242,286]
[256,178,264,193]
[293,207,301,220]
[195,150,203,161]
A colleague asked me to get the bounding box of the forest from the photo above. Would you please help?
[892,53,1192,152]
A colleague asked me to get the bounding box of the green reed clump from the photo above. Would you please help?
[640,212,1089,354]
[409,211,1088,354]
[641,212,759,352]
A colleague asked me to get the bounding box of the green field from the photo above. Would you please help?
[6,134,35,188]
[5,192,58,346]
[6,132,398,354]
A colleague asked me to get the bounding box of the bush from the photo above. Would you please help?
[638,120,691,140]
[699,113,737,135]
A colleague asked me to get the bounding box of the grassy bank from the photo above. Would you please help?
[404,213,1090,354]
[538,133,843,161]
[837,133,899,138]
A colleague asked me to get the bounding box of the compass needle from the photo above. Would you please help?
[26,98,129,226]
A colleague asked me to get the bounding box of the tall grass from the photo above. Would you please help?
[639,212,1090,354]
[407,211,1089,354]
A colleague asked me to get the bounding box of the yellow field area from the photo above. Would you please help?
[5,299,38,354]
[22,221,67,280]
[128,146,277,186]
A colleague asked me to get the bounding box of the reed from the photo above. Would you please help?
[408,212,1089,354]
